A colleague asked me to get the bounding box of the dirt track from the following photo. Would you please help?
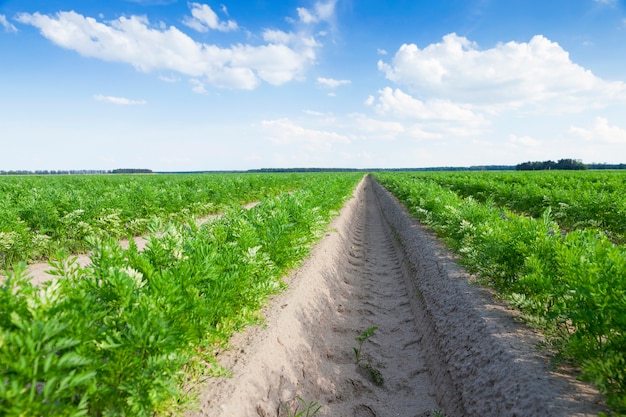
[187,176,606,417]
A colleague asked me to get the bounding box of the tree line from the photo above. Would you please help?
[0,168,153,176]
[516,159,587,170]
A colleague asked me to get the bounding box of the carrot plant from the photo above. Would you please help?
[395,170,626,243]
[0,173,361,415]
[0,173,326,270]
[376,172,626,414]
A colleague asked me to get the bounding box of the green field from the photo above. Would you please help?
[0,172,362,416]
[2,170,625,415]
[0,173,327,270]
[376,171,626,413]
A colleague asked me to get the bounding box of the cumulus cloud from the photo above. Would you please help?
[182,3,237,32]
[569,117,626,143]
[316,77,351,88]
[296,0,337,24]
[373,87,486,124]
[297,8,316,24]
[1,14,18,32]
[94,94,147,105]
[508,134,542,147]
[262,118,350,152]
[17,5,321,90]
[378,33,626,112]
[365,87,489,139]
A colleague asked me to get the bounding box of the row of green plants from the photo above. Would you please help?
[0,173,316,270]
[397,170,626,244]
[0,173,362,416]
[376,172,626,415]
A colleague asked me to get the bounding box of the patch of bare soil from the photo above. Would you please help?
[187,175,607,417]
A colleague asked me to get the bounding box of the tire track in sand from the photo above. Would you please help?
[189,178,443,417]
[336,181,440,415]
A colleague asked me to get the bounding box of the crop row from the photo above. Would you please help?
[393,170,626,244]
[376,172,626,414]
[0,173,362,416]
[0,173,318,270]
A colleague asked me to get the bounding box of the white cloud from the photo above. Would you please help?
[0,14,18,33]
[316,77,351,88]
[159,74,180,82]
[296,0,337,24]
[189,79,207,94]
[569,117,626,143]
[94,94,147,105]
[297,8,317,24]
[378,33,626,113]
[303,109,325,117]
[593,0,617,5]
[261,118,350,152]
[17,6,321,90]
[263,29,295,44]
[373,87,486,124]
[182,3,237,32]
[377,48,387,55]
[365,87,488,139]
[508,134,542,147]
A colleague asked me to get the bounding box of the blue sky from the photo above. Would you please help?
[1,0,626,171]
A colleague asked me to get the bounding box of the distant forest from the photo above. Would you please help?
[2,162,626,176]
[0,168,153,175]
[516,159,626,171]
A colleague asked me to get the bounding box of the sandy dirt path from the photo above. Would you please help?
[186,175,607,417]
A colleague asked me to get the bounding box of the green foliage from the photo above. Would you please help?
[353,326,377,365]
[0,173,361,415]
[376,172,626,414]
[0,173,322,270]
[383,170,626,244]
[353,326,384,386]
[283,397,322,417]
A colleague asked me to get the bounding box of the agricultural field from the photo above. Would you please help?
[0,172,362,416]
[376,170,626,414]
[389,170,626,243]
[0,173,320,270]
[0,170,620,416]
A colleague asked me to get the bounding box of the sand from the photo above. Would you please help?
[185,175,607,417]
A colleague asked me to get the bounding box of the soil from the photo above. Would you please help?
[187,175,607,417]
